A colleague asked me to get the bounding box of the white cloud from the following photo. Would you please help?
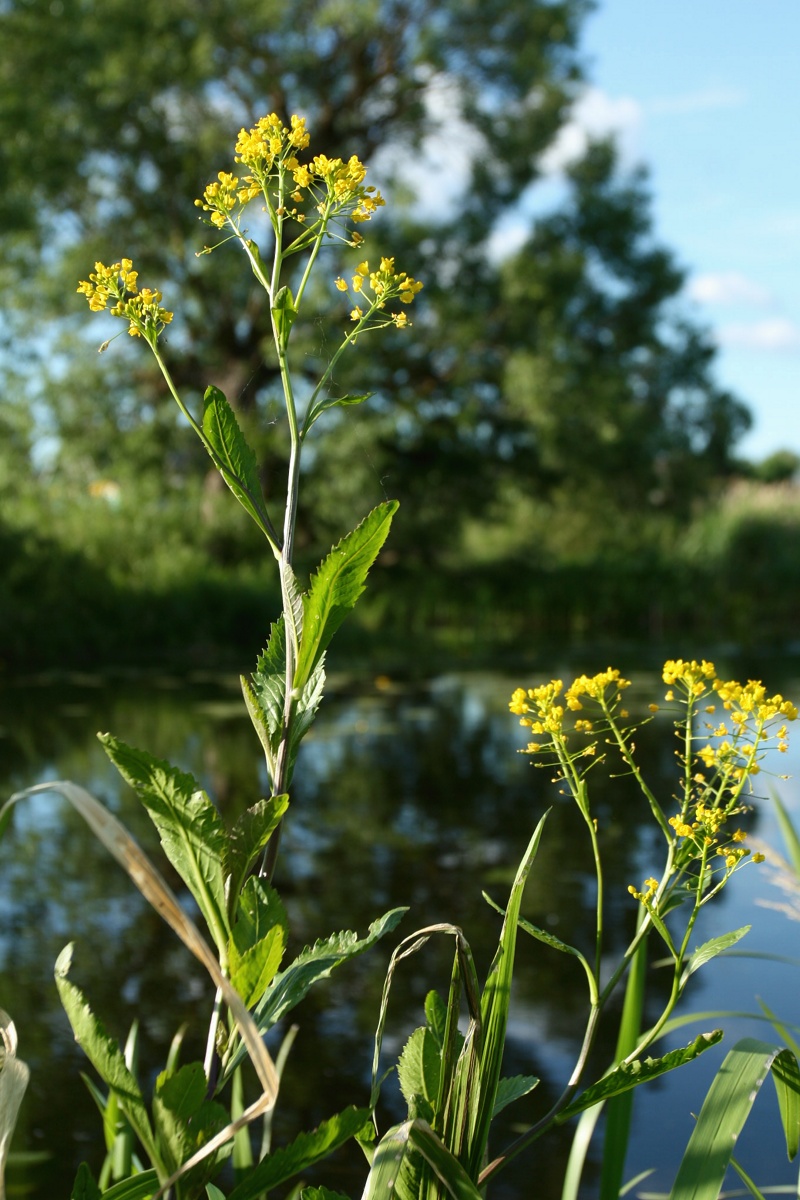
[717,318,800,351]
[647,86,747,116]
[539,86,643,175]
[688,271,773,307]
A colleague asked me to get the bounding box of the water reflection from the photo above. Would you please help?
[1,662,799,1198]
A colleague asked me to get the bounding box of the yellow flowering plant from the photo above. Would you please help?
[500,659,799,1196]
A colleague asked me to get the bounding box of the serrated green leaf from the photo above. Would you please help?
[202,385,267,528]
[303,392,372,437]
[424,991,447,1051]
[227,796,289,905]
[282,561,304,658]
[230,926,286,1009]
[398,1028,441,1109]
[153,1062,229,1183]
[55,945,162,1175]
[99,734,230,956]
[294,501,398,691]
[227,1107,370,1200]
[559,1030,724,1121]
[249,623,326,788]
[680,926,750,989]
[70,1163,101,1200]
[272,285,298,342]
[491,1075,539,1119]
[233,876,289,952]
[223,908,406,1083]
[668,1038,800,1200]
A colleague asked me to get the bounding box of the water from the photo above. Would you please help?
[1,661,800,1198]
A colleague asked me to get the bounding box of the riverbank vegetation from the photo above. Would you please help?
[1,0,798,672]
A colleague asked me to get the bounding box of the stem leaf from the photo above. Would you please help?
[294,500,398,692]
[680,926,751,989]
[558,1030,724,1121]
[304,392,372,437]
[202,385,268,532]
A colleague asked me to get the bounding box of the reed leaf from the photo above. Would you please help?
[667,1037,800,1200]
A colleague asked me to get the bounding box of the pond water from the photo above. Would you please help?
[2,657,800,1199]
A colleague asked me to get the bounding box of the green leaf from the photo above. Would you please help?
[668,1038,800,1199]
[361,1121,484,1200]
[272,285,298,342]
[249,621,326,788]
[207,1186,227,1200]
[229,926,286,1009]
[304,392,372,437]
[491,1075,539,1119]
[680,926,750,989]
[462,812,549,1177]
[232,876,289,953]
[424,990,448,1051]
[227,1107,371,1200]
[99,734,230,956]
[70,1164,101,1200]
[227,796,289,904]
[153,1062,229,1184]
[55,945,162,1175]
[224,908,406,1083]
[202,385,267,529]
[398,1027,441,1108]
[294,501,398,691]
[559,1030,724,1121]
[301,1188,353,1200]
[101,1171,160,1199]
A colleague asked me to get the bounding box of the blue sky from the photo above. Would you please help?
[576,1,800,460]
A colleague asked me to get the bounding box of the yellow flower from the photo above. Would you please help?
[335,277,348,292]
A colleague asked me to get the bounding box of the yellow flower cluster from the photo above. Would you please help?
[195,112,385,233]
[628,876,659,903]
[565,668,631,711]
[509,680,565,745]
[336,257,424,329]
[77,260,173,340]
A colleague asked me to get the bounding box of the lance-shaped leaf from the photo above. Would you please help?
[0,1008,30,1199]
[247,620,326,788]
[98,1172,160,1200]
[228,1107,371,1200]
[226,797,289,906]
[558,1030,724,1121]
[229,927,286,1010]
[398,1027,441,1109]
[152,1062,229,1187]
[303,392,372,438]
[223,908,406,1084]
[680,926,750,989]
[463,812,550,1178]
[70,1164,101,1200]
[99,735,230,957]
[272,285,298,343]
[55,946,163,1175]
[202,385,270,536]
[491,1076,539,1119]
[668,1038,800,1200]
[294,501,398,692]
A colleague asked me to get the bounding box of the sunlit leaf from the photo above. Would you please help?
[398,1027,441,1108]
[294,501,398,691]
[680,926,750,989]
[227,1107,371,1200]
[227,797,289,904]
[55,946,162,1175]
[559,1030,724,1121]
[303,392,372,437]
[491,1075,539,1119]
[272,285,298,343]
[202,385,271,537]
[99,735,230,956]
[229,927,286,1009]
[667,1038,800,1199]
